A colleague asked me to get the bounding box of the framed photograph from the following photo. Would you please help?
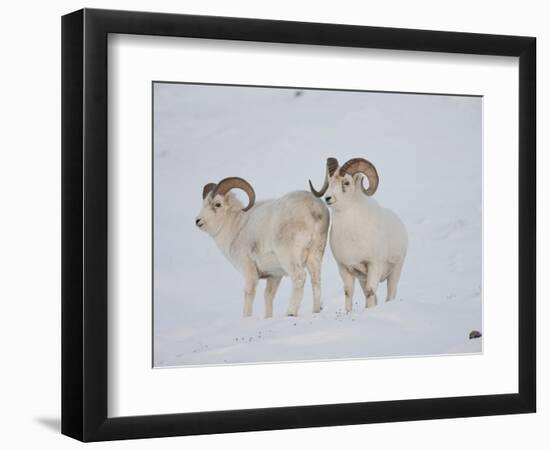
[62,8,536,442]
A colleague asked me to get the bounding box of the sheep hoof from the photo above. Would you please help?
[312,307,321,314]
[286,311,297,317]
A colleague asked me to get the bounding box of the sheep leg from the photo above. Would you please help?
[337,263,355,313]
[264,276,282,318]
[358,277,377,308]
[243,275,258,318]
[364,263,381,308]
[386,260,404,301]
[285,264,306,317]
[306,254,323,314]
[277,245,308,317]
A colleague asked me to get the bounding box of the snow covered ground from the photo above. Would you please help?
[153,83,482,367]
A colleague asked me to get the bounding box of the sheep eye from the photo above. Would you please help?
[343,181,350,186]
[215,202,222,208]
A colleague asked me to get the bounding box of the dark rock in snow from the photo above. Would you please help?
[469,330,482,339]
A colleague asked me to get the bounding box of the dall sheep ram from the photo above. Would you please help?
[309,158,408,312]
[196,177,329,318]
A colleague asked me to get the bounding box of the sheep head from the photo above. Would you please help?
[195,177,256,235]
[309,157,379,207]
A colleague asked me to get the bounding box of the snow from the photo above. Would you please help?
[153,83,482,368]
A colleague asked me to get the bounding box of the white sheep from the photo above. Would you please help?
[309,158,408,312]
[196,177,329,318]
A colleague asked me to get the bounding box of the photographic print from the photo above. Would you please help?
[153,82,482,368]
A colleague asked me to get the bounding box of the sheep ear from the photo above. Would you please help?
[202,182,217,199]
[353,173,364,188]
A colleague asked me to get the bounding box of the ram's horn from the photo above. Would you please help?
[339,158,379,196]
[309,157,339,197]
[212,177,256,211]
[202,182,217,199]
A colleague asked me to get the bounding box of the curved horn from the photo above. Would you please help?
[339,158,379,196]
[212,177,256,212]
[309,157,339,197]
[202,182,217,199]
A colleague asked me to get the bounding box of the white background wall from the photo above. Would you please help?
[0,0,545,448]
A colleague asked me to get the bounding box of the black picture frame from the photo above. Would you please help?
[62,8,536,442]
